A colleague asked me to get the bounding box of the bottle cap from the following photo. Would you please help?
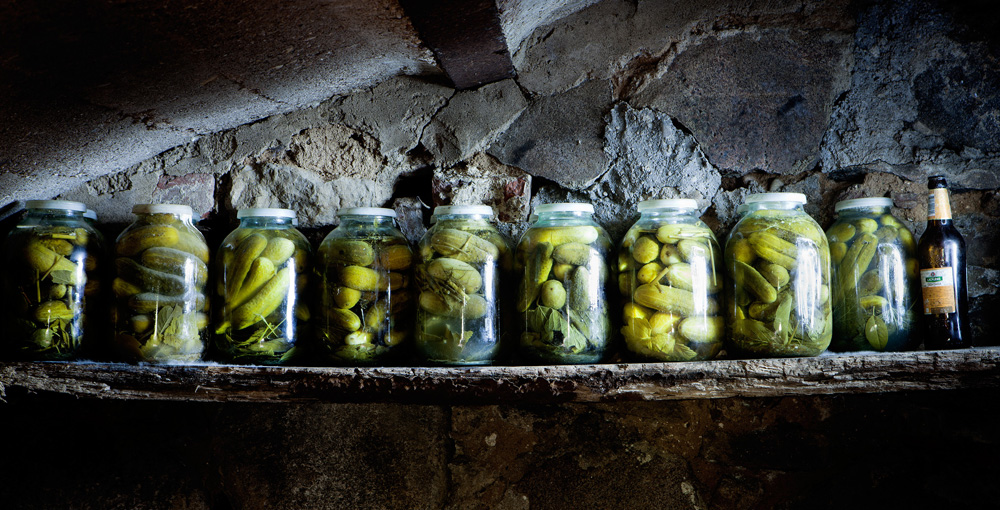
[132,204,194,218]
[237,208,297,219]
[834,197,893,212]
[743,192,807,205]
[432,205,494,217]
[637,199,699,212]
[535,203,595,215]
[25,200,87,212]
[337,207,397,218]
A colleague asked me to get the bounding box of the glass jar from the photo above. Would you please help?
[214,208,311,364]
[618,199,724,361]
[516,203,612,364]
[827,198,918,352]
[1,200,104,360]
[316,208,414,365]
[724,193,832,357]
[415,205,510,365]
[113,204,210,363]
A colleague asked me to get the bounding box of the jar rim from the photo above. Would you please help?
[743,192,807,205]
[432,205,494,217]
[132,204,194,217]
[337,207,397,218]
[25,200,87,212]
[535,202,594,214]
[637,198,699,212]
[237,208,296,219]
[834,197,893,212]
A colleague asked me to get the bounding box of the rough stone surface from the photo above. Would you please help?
[327,76,454,166]
[821,0,1000,189]
[421,79,529,166]
[393,197,429,243]
[597,103,722,211]
[489,80,612,190]
[432,153,532,222]
[632,28,853,175]
[0,0,436,207]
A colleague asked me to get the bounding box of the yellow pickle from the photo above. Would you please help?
[618,199,724,361]
[1,201,105,360]
[315,208,413,365]
[724,193,832,357]
[827,198,918,352]
[213,208,311,364]
[112,204,209,363]
[516,203,612,364]
[415,205,511,365]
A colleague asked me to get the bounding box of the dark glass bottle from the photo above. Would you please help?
[916,175,969,349]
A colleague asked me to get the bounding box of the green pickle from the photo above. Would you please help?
[415,205,510,365]
[619,200,724,361]
[1,201,105,360]
[113,204,209,363]
[827,198,917,351]
[213,209,311,364]
[315,208,413,365]
[724,193,832,357]
[516,203,612,364]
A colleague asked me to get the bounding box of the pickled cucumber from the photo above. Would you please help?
[517,213,611,364]
[317,215,414,365]
[416,215,509,365]
[113,210,209,363]
[827,204,917,352]
[726,204,831,357]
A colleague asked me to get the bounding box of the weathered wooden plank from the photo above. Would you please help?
[401,0,516,89]
[2,349,999,404]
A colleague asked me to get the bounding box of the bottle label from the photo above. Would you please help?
[927,188,952,220]
[920,267,957,314]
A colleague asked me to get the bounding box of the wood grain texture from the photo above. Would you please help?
[2,348,999,404]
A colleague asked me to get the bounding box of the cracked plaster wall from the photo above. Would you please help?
[2,0,1000,508]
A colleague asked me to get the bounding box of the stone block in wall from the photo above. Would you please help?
[56,168,163,224]
[420,79,528,167]
[330,76,453,165]
[632,29,852,175]
[820,0,1000,190]
[151,173,216,219]
[431,153,532,222]
[228,125,398,226]
[489,79,611,190]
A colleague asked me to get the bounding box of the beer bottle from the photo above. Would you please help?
[916,175,970,348]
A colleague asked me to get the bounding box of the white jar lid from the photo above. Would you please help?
[743,192,807,205]
[834,197,893,212]
[433,205,494,217]
[25,200,87,212]
[237,208,296,219]
[637,199,699,212]
[132,204,194,218]
[84,209,98,221]
[535,203,594,214]
[338,207,397,218]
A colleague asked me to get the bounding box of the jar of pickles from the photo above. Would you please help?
[619,199,724,361]
[415,205,510,365]
[725,193,832,357]
[113,204,210,363]
[827,198,918,351]
[516,203,612,364]
[1,200,104,360]
[214,208,311,364]
[316,208,413,365]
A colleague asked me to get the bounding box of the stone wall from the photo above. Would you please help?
[22,0,996,340]
[2,0,1000,508]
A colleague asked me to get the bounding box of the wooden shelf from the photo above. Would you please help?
[2,348,1000,404]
